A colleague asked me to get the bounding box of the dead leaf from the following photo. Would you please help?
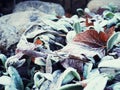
[104,26,115,39]
[59,43,105,75]
[61,58,84,75]
[34,38,43,45]
[85,16,94,27]
[73,29,114,48]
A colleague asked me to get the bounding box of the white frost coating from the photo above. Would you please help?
[0,11,57,49]
[84,74,108,90]
[0,76,12,86]
[0,24,19,49]
[62,43,105,58]
[13,1,65,16]
[98,58,120,69]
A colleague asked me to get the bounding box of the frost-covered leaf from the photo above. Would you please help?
[112,45,120,57]
[84,74,108,90]
[60,42,105,74]
[103,11,114,20]
[66,31,76,43]
[98,58,120,69]
[107,32,120,50]
[74,22,82,34]
[107,82,120,90]
[0,76,12,86]
[34,72,53,81]
[59,83,83,90]
[101,55,114,61]
[83,62,93,79]
[34,72,53,88]
[56,67,80,87]
[39,80,51,90]
[5,54,26,69]
[113,82,120,90]
[115,13,120,20]
[41,18,68,32]
[5,86,18,90]
[25,87,31,90]
[0,54,7,66]
[7,66,24,90]
[34,57,46,66]
[77,8,84,17]
[62,43,105,58]
[46,54,52,73]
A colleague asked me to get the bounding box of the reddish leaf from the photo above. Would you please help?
[73,29,114,48]
[99,31,108,42]
[34,38,43,45]
[85,16,94,27]
[104,26,115,39]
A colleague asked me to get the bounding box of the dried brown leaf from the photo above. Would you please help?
[73,28,114,48]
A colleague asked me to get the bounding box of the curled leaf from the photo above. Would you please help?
[56,67,80,88]
[77,8,84,16]
[59,83,83,90]
[107,32,120,51]
[0,76,12,86]
[34,71,53,88]
[103,11,114,20]
[0,54,7,66]
[73,22,82,34]
[8,66,24,90]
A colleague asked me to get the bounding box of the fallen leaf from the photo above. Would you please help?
[73,30,106,48]
[104,26,115,40]
[59,43,105,75]
[34,38,43,45]
[85,16,94,27]
[73,28,114,48]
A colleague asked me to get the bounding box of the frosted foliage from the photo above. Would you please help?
[87,0,120,13]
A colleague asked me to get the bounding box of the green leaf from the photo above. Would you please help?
[103,11,114,20]
[25,87,31,90]
[112,82,120,90]
[56,67,80,88]
[0,54,7,66]
[73,22,82,34]
[77,8,84,17]
[107,32,120,51]
[83,62,93,79]
[115,23,120,28]
[7,66,24,90]
[59,83,83,90]
[34,72,53,88]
